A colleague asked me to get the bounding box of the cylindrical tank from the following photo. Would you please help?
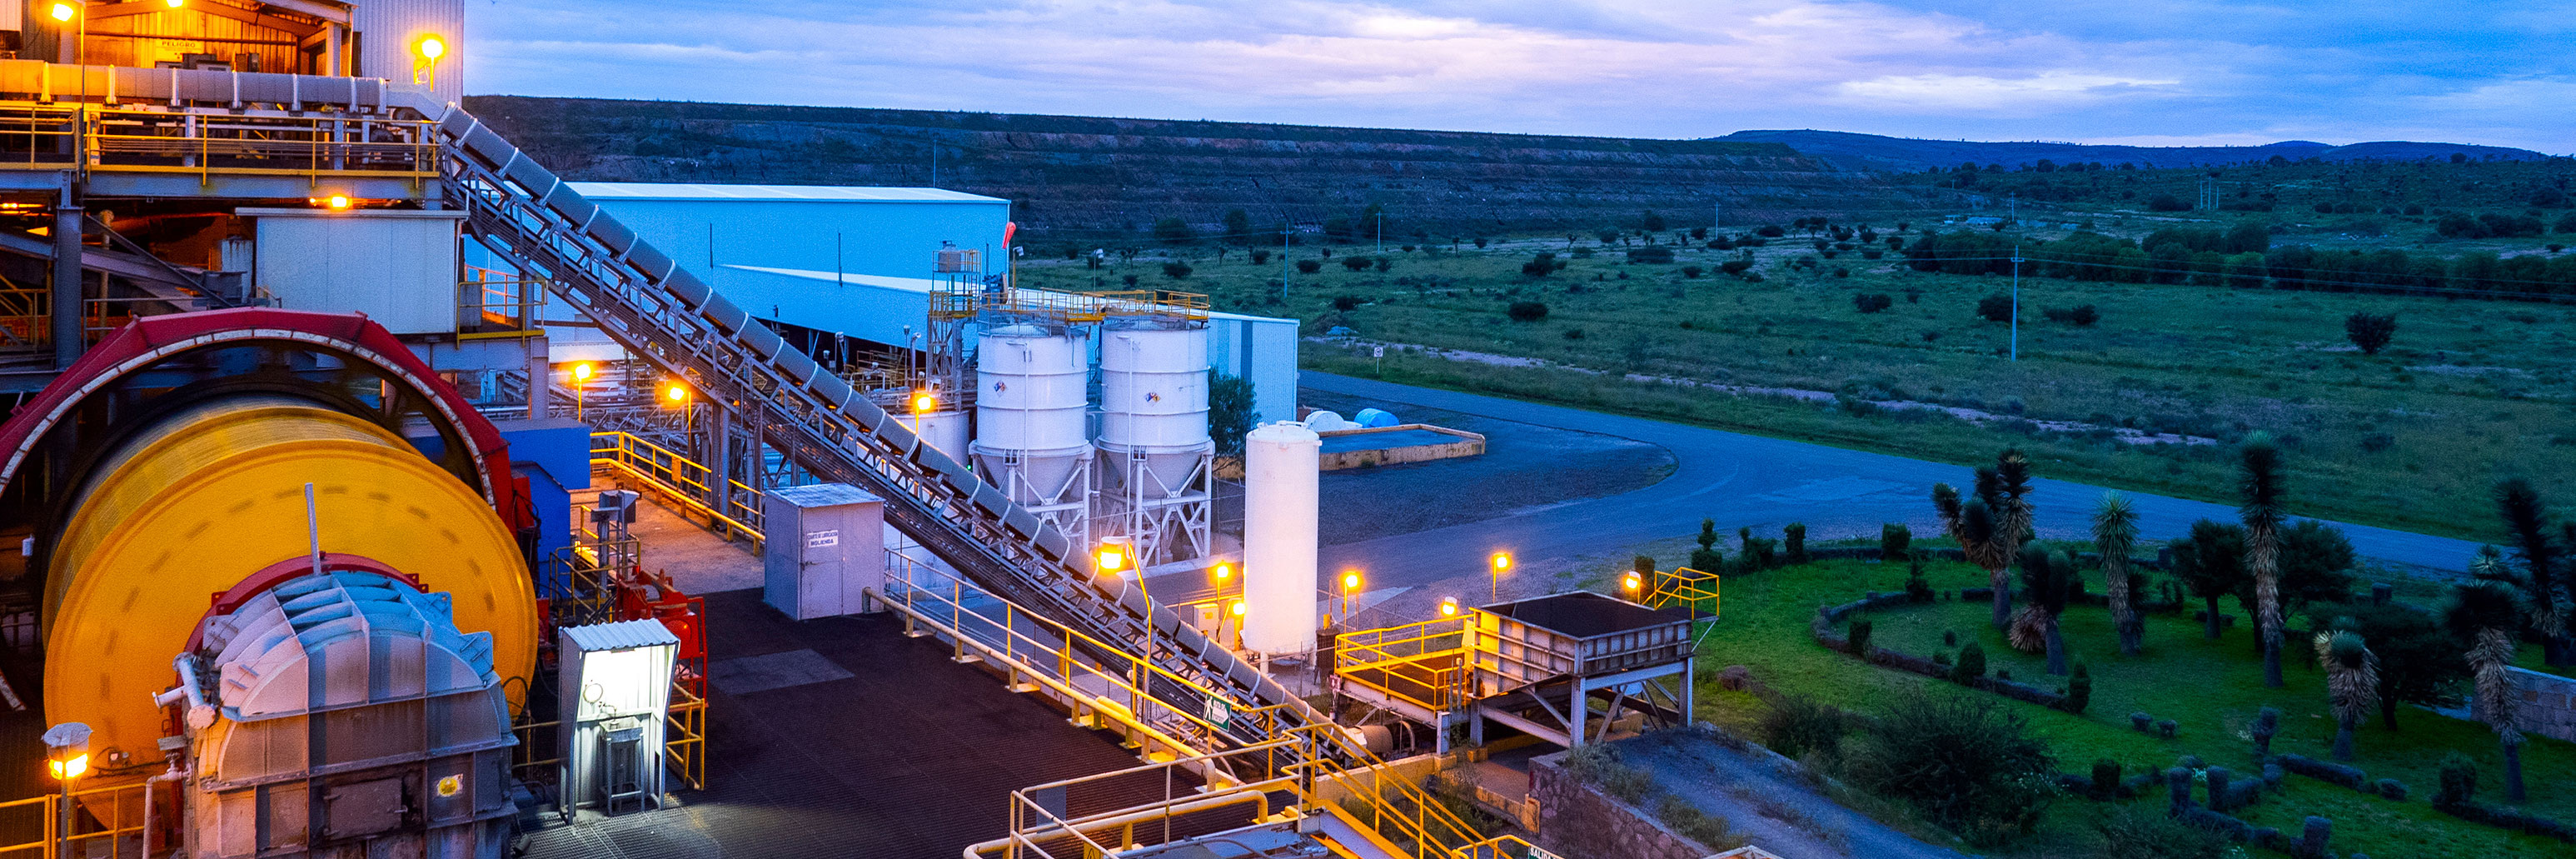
[1099,326,1211,455]
[1243,422,1319,655]
[902,408,969,457]
[972,324,1094,540]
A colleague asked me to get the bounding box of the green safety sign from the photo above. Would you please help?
[1203,697,1232,727]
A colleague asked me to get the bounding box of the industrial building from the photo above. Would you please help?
[0,2,1725,858]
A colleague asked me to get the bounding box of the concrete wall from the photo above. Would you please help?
[1529,752,1724,859]
[2479,667,2576,743]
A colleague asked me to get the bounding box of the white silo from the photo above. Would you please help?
[971,323,1094,544]
[900,406,969,458]
[1243,422,1320,655]
[1094,320,1214,567]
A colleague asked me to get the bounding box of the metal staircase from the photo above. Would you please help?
[411,96,1328,751]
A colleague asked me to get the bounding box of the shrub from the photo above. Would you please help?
[1853,292,1895,313]
[1680,265,1704,278]
[1656,796,1744,852]
[1249,248,1272,264]
[2148,193,2190,212]
[1339,255,1373,272]
[1505,301,1549,322]
[2090,804,2235,859]
[1847,619,1875,656]
[1629,246,1676,264]
[2043,304,2100,326]
[1757,694,1852,760]
[1951,642,1987,683]
[1295,258,1323,274]
[2061,662,2092,714]
[2344,312,2397,355]
[1881,523,1912,561]
[1331,295,1362,311]
[2090,759,2123,800]
[1690,518,1724,572]
[1719,259,1754,276]
[1843,690,2056,844]
[1905,562,1936,604]
[1563,742,1652,803]
[1784,523,1808,563]
[2436,752,2478,807]
[1562,328,1584,340]
[1977,293,2017,322]
[2275,753,2367,790]
[2374,778,2409,801]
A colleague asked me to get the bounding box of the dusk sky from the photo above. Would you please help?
[465,1,2576,152]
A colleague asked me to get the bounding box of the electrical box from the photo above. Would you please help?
[762,483,886,621]
[558,619,680,812]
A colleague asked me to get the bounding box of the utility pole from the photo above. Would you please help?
[2010,244,2023,362]
[1281,224,1292,300]
[1374,212,1382,253]
[930,143,938,188]
[1713,197,1721,232]
[2008,191,2017,227]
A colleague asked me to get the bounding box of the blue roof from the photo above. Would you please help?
[566,182,1007,204]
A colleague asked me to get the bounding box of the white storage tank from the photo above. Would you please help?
[971,324,1094,544]
[901,407,969,458]
[1243,422,1319,655]
[1096,322,1214,567]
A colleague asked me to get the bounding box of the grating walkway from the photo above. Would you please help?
[518,591,1178,859]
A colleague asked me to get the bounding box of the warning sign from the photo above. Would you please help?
[806,530,840,549]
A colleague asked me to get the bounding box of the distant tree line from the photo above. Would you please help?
[1904,226,2576,300]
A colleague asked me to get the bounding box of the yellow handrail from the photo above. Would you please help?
[589,431,766,542]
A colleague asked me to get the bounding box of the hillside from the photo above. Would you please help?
[1714,129,2552,173]
[462,97,1939,239]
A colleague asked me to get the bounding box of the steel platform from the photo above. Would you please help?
[516,590,1177,859]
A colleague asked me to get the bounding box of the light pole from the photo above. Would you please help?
[1488,552,1512,603]
[412,33,447,87]
[571,362,594,419]
[1338,568,1363,627]
[45,722,90,858]
[2010,245,2023,362]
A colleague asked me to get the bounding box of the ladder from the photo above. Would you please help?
[414,97,1323,750]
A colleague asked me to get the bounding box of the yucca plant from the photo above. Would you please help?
[2239,432,2288,687]
[2494,478,2569,667]
[1936,448,2035,630]
[2016,546,2075,675]
[2316,629,2379,762]
[2444,580,2527,802]
[2095,492,2143,656]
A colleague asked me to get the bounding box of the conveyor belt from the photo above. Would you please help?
[406,95,1328,752]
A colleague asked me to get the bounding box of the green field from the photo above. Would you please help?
[1610,544,2576,857]
[1019,212,2576,544]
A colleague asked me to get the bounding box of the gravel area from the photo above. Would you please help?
[1301,387,1677,545]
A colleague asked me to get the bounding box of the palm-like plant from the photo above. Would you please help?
[2238,432,2288,687]
[2015,547,2075,675]
[2444,580,2527,802]
[1936,449,2035,630]
[2494,478,2568,667]
[2315,629,2379,762]
[1935,481,2013,629]
[2094,492,2142,656]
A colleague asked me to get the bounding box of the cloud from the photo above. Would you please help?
[461,0,2574,152]
[1834,72,2182,112]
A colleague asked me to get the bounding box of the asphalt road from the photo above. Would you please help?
[1294,372,2486,597]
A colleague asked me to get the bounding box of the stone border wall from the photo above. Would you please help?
[1530,751,1727,859]
[2477,666,2576,743]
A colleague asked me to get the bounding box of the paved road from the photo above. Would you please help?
[1298,372,2486,596]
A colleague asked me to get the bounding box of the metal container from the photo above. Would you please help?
[1467,592,1692,697]
[1096,322,1214,565]
[971,324,1094,543]
[1242,422,1319,655]
[761,483,887,621]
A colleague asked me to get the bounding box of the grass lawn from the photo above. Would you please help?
[1020,231,2576,545]
[1640,547,2576,857]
